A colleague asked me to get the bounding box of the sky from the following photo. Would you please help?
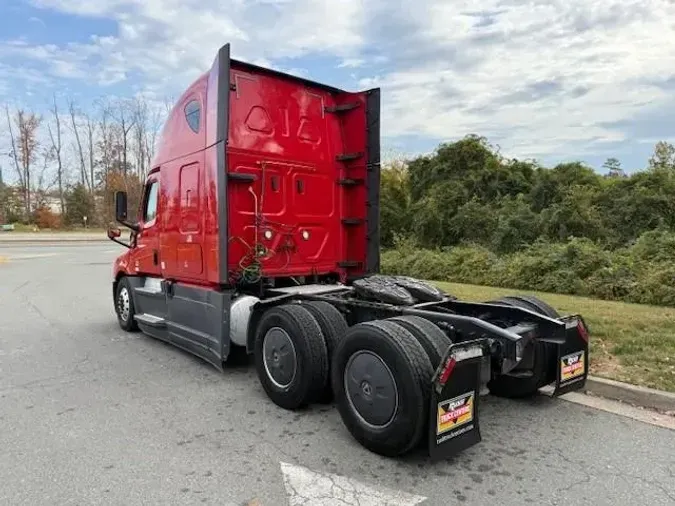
[2,0,675,181]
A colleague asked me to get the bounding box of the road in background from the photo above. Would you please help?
[1,243,674,505]
[0,232,107,243]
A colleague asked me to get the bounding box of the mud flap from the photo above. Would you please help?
[428,341,486,461]
[552,315,590,396]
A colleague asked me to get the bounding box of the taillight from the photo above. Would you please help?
[438,357,456,387]
[577,320,589,343]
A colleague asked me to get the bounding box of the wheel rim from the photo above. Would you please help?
[344,351,398,428]
[262,327,297,389]
[117,287,130,322]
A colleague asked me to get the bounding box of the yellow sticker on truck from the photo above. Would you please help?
[560,351,585,383]
[437,392,474,436]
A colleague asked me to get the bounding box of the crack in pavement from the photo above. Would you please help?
[598,471,675,503]
[548,445,675,504]
[280,462,426,506]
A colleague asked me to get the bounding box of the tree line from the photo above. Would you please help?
[380,135,675,307]
[0,95,169,228]
[3,100,674,306]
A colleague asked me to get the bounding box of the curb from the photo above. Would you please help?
[584,375,675,414]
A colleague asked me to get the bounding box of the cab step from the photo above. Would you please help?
[134,313,167,328]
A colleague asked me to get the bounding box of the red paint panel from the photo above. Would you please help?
[179,162,200,233]
[176,243,204,275]
[159,157,206,283]
[225,64,351,280]
[202,145,220,285]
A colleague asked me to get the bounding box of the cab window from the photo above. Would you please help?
[184,99,201,133]
[143,180,159,223]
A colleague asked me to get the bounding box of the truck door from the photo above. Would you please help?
[134,175,162,277]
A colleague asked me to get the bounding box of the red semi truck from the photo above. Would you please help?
[107,43,590,460]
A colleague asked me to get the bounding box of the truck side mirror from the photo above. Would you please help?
[115,191,128,222]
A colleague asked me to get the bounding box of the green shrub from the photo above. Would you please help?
[380,230,675,307]
[629,263,675,306]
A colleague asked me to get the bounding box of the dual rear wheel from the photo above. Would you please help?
[253,303,452,457]
[253,294,559,456]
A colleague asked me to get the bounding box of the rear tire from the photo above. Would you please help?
[387,315,451,368]
[487,295,560,399]
[301,301,349,403]
[331,320,433,457]
[499,295,559,319]
[253,304,329,410]
[115,277,138,332]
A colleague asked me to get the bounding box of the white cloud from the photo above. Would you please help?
[4,0,675,164]
[28,16,47,26]
[354,0,675,159]
[24,0,365,80]
[338,58,365,69]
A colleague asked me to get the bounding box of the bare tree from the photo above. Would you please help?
[94,99,117,222]
[85,112,96,193]
[95,98,113,177]
[4,104,25,195]
[47,94,66,214]
[68,99,91,191]
[145,102,164,172]
[163,95,175,115]
[111,98,136,176]
[132,96,149,179]
[34,145,55,203]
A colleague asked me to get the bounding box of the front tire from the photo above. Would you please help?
[115,277,138,332]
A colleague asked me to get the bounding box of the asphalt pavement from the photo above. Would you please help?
[0,232,107,243]
[0,243,674,505]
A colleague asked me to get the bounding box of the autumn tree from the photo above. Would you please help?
[5,106,42,219]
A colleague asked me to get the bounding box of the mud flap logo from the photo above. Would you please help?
[560,351,585,383]
[436,392,474,442]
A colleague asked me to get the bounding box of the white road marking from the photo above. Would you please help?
[280,461,427,506]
